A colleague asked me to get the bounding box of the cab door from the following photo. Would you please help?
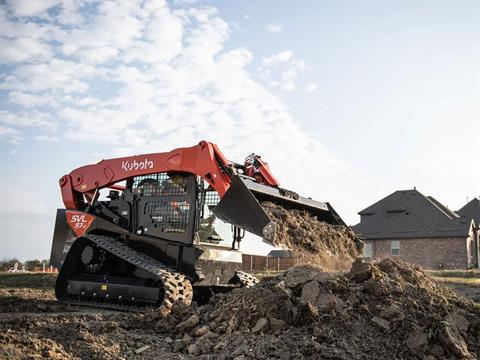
[133,172,196,244]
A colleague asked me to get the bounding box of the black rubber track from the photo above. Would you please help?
[55,234,192,312]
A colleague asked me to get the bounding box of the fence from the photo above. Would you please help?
[242,254,296,272]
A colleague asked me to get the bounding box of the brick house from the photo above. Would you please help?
[352,189,477,269]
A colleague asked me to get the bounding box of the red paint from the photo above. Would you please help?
[245,156,280,186]
[66,210,96,236]
[59,140,281,210]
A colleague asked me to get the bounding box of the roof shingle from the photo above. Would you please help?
[457,198,480,227]
[352,189,471,239]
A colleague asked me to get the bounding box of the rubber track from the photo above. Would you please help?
[58,234,192,313]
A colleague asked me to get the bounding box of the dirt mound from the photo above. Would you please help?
[154,258,480,359]
[2,260,479,359]
[262,201,363,270]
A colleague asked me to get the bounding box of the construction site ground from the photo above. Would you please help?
[428,269,480,304]
[1,264,479,360]
[0,273,188,359]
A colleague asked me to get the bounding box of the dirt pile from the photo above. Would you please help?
[262,201,363,270]
[153,258,480,359]
[2,260,479,359]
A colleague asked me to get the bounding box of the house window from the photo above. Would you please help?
[363,243,373,258]
[391,240,400,256]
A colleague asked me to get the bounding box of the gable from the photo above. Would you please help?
[457,198,480,226]
[353,189,470,239]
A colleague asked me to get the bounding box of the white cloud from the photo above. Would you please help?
[0,37,52,63]
[258,51,307,91]
[54,2,144,58]
[261,50,294,66]
[0,125,20,136]
[77,46,118,64]
[0,111,57,131]
[0,125,23,144]
[8,91,56,108]
[1,59,100,93]
[305,83,318,92]
[0,0,367,225]
[0,7,54,45]
[6,0,61,17]
[266,22,284,34]
[57,0,85,25]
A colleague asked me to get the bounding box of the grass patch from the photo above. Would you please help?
[0,272,57,289]
[433,277,480,287]
[427,269,480,278]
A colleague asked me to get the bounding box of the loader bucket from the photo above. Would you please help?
[213,175,277,241]
[213,175,346,244]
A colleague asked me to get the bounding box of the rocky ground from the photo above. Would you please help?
[1,210,477,359]
[0,273,190,360]
[2,259,480,360]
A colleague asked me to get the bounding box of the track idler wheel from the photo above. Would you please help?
[80,244,106,273]
[232,271,259,288]
[158,272,193,312]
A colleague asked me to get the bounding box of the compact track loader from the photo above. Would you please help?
[50,141,345,311]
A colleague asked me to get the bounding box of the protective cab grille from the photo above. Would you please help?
[144,201,190,233]
[133,173,187,197]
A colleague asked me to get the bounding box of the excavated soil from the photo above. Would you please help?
[3,259,479,359]
[2,206,478,359]
[262,201,363,270]
[151,258,480,359]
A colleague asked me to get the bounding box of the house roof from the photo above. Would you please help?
[352,189,471,240]
[457,198,480,226]
[267,250,295,258]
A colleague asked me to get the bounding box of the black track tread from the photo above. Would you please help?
[57,234,192,313]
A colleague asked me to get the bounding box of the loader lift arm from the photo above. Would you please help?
[60,140,284,240]
[60,140,344,242]
[61,141,237,209]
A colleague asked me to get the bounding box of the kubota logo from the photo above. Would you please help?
[121,159,154,172]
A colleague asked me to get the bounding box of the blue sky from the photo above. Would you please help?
[0,0,478,260]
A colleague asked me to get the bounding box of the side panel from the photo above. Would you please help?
[50,209,128,270]
[49,209,76,269]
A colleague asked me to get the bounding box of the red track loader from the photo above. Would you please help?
[50,141,346,311]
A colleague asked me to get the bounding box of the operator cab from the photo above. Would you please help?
[100,171,247,249]
[128,172,196,244]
